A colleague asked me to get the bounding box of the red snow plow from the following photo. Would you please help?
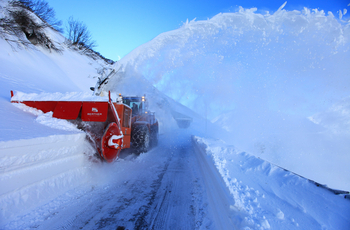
[10,91,159,162]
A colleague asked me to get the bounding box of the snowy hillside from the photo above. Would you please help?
[1,0,350,229]
[0,0,113,141]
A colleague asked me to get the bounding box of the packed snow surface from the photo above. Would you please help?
[1,0,350,229]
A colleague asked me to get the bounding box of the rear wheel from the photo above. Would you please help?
[131,125,150,153]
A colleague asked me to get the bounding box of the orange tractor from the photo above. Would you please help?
[10,91,159,162]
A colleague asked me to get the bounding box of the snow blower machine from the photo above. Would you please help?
[10,91,159,162]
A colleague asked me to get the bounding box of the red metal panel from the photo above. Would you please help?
[53,101,82,120]
[114,103,131,149]
[81,102,108,122]
[21,101,58,113]
[121,127,131,149]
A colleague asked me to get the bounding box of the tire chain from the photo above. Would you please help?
[131,125,150,152]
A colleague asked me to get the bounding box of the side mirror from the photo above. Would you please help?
[90,87,95,91]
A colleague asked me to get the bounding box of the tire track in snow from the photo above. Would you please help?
[132,160,170,229]
[148,146,195,230]
[132,141,208,230]
[79,161,172,230]
[95,138,207,230]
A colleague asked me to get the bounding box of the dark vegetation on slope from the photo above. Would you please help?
[0,0,114,64]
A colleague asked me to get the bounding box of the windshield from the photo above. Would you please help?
[123,97,142,116]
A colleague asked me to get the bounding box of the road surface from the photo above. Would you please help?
[14,131,230,229]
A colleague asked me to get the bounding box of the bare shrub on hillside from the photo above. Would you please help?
[0,16,31,49]
[17,0,62,32]
[65,17,115,63]
[0,2,60,51]
[66,16,96,51]
[0,2,32,49]
[9,9,60,51]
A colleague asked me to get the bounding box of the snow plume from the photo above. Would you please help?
[309,96,350,135]
[109,4,350,190]
[116,4,349,120]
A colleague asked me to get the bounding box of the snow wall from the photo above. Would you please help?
[110,4,350,190]
[0,133,94,226]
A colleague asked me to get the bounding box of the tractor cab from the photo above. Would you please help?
[120,95,148,117]
[118,94,158,153]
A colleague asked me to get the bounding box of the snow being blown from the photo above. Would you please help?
[115,4,349,118]
[107,3,350,190]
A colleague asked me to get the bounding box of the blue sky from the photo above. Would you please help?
[46,0,349,61]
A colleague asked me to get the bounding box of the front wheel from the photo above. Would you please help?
[131,125,150,153]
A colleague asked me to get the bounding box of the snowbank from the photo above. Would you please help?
[192,136,350,230]
[0,1,112,225]
[0,133,95,226]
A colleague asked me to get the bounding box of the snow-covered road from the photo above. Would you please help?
[3,129,350,230]
[4,131,219,229]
